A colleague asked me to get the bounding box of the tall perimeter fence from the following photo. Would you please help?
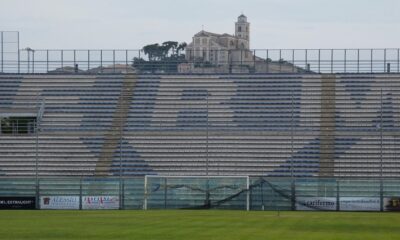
[1,176,400,211]
[0,32,399,74]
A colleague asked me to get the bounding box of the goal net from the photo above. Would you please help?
[143,176,249,210]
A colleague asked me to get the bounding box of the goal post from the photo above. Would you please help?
[143,175,250,211]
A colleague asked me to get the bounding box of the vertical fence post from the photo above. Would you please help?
[113,50,116,73]
[119,178,122,210]
[305,49,308,70]
[32,50,35,74]
[380,88,384,212]
[260,179,265,210]
[206,93,209,176]
[1,31,3,73]
[330,49,334,73]
[79,177,82,210]
[291,90,294,179]
[121,179,125,210]
[164,178,167,209]
[357,49,360,73]
[371,49,373,73]
[266,49,269,73]
[138,50,141,73]
[46,50,49,73]
[88,50,90,71]
[318,49,321,73]
[292,49,295,73]
[35,109,39,209]
[36,178,40,209]
[143,175,148,210]
[253,49,256,72]
[336,180,340,211]
[246,176,250,211]
[240,50,243,67]
[125,50,128,73]
[100,50,103,73]
[61,50,64,72]
[291,179,296,211]
[119,118,122,179]
[17,32,20,74]
[384,49,387,73]
[73,50,76,72]
[344,49,347,73]
[290,90,295,210]
[398,48,399,73]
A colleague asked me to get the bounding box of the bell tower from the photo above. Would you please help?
[235,14,250,42]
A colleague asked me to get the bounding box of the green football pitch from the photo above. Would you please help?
[0,210,399,240]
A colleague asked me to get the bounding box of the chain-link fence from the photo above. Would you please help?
[1,48,399,74]
[1,176,399,211]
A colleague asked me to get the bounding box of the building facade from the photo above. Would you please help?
[184,14,253,69]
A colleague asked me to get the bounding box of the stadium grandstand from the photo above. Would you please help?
[1,31,400,210]
[1,73,399,178]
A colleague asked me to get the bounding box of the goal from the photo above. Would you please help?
[143,175,250,210]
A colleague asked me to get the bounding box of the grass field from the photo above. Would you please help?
[0,210,399,240]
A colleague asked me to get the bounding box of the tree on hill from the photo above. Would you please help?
[133,41,187,73]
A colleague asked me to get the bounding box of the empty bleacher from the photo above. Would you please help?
[0,74,399,177]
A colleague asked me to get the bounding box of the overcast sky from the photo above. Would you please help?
[0,0,399,50]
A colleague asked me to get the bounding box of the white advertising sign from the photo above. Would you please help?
[82,196,119,210]
[296,197,337,211]
[40,196,80,210]
[339,197,380,211]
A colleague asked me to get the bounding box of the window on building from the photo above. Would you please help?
[195,47,200,56]
[238,26,242,32]
[195,38,200,44]
[0,117,37,135]
[203,50,207,59]
[202,38,208,44]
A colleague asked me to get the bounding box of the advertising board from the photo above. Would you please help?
[296,197,336,211]
[82,196,119,210]
[0,197,36,209]
[40,196,80,210]
[339,197,380,211]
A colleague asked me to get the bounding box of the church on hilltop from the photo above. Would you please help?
[179,14,304,74]
[180,14,255,73]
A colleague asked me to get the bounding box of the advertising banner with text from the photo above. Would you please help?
[82,196,119,210]
[339,197,380,211]
[40,196,80,210]
[296,197,337,211]
[0,197,36,209]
